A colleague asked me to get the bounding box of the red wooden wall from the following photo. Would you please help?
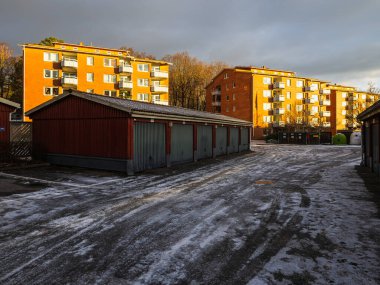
[0,103,14,144]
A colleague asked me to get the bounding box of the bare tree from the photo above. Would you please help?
[0,43,13,98]
[119,46,156,60]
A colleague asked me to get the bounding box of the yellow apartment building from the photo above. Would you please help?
[205,66,379,139]
[22,42,170,121]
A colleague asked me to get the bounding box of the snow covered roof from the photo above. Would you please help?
[26,90,252,127]
[0,98,20,109]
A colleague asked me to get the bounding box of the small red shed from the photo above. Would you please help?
[26,90,252,174]
[0,98,20,145]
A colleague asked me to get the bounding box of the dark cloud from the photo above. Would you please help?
[1,0,379,89]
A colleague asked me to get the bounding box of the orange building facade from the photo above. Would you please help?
[22,42,170,121]
[205,66,379,139]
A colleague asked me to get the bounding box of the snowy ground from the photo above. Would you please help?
[0,145,379,285]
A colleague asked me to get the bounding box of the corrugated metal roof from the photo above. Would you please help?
[26,90,252,126]
[0,98,20,109]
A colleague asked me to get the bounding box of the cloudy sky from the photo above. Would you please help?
[1,0,379,90]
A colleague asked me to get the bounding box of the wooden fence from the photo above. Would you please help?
[0,122,32,162]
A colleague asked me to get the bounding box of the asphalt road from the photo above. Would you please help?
[0,145,379,284]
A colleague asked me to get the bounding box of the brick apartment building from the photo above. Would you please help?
[205,66,379,139]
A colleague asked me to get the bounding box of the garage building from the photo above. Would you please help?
[26,91,252,174]
[358,100,380,177]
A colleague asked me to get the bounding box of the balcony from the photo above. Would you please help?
[154,101,169,106]
[273,95,285,102]
[119,81,133,89]
[212,101,221,106]
[151,85,169,93]
[273,121,285,127]
[273,82,285,89]
[119,65,133,73]
[61,76,78,85]
[320,111,331,117]
[303,98,312,104]
[319,100,331,106]
[274,108,285,115]
[61,58,78,68]
[320,89,331,95]
[151,70,169,79]
[323,122,331,127]
[304,86,318,92]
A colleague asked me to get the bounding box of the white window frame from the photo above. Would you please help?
[263,77,271,85]
[43,52,59,62]
[341,92,347,98]
[86,89,94,93]
[44,87,59,96]
[296,80,304,87]
[263,116,272,123]
[103,74,116,83]
[286,104,292,111]
[138,93,149,101]
[137,78,149,87]
[263,90,271,98]
[342,101,347,107]
[152,94,160,102]
[286,79,291,86]
[296,93,303,100]
[87,73,94,82]
[286,91,291,99]
[44,69,59,79]
[263,103,272,111]
[104,58,116,67]
[104,90,117,97]
[87,56,94,66]
[296,105,303,112]
[138,64,149,72]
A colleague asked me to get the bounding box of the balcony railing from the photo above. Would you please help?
[61,58,78,68]
[273,95,285,102]
[119,65,133,73]
[61,76,78,85]
[151,70,169,79]
[273,82,285,89]
[119,81,133,89]
[303,98,312,104]
[323,122,331,127]
[151,85,169,93]
[212,101,221,106]
[319,100,331,106]
[320,89,331,95]
[304,86,318,92]
[273,121,285,127]
[320,111,331,117]
[274,108,285,115]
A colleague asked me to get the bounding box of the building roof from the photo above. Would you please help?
[357,100,380,121]
[26,90,252,126]
[0,98,20,109]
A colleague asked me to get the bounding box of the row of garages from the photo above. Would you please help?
[358,100,380,178]
[26,90,252,174]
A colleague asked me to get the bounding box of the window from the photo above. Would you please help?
[104,74,116,83]
[138,64,149,72]
[44,87,59,96]
[296,105,303,112]
[263,90,271,98]
[137,78,149,87]
[87,73,94,82]
[226,106,229,112]
[43,52,59,62]
[138,93,149,101]
[226,95,229,101]
[263,116,272,123]
[296,93,303,100]
[342,110,347,115]
[152,94,160,102]
[233,106,236,112]
[342,119,347,125]
[362,94,366,100]
[87,56,94,66]
[233,82,236,88]
[263,103,272,110]
[233,94,236,100]
[311,106,319,115]
[296,80,303,87]
[263,77,271,85]
[341,92,347,98]
[287,104,292,111]
[224,73,229,79]
[44,69,58,79]
[312,118,319,125]
[296,117,303,124]
[104,58,116,67]
[342,101,347,107]
[104,90,117,97]
[311,94,318,103]
[286,79,291,86]
[286,91,291,99]
[86,89,94,93]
